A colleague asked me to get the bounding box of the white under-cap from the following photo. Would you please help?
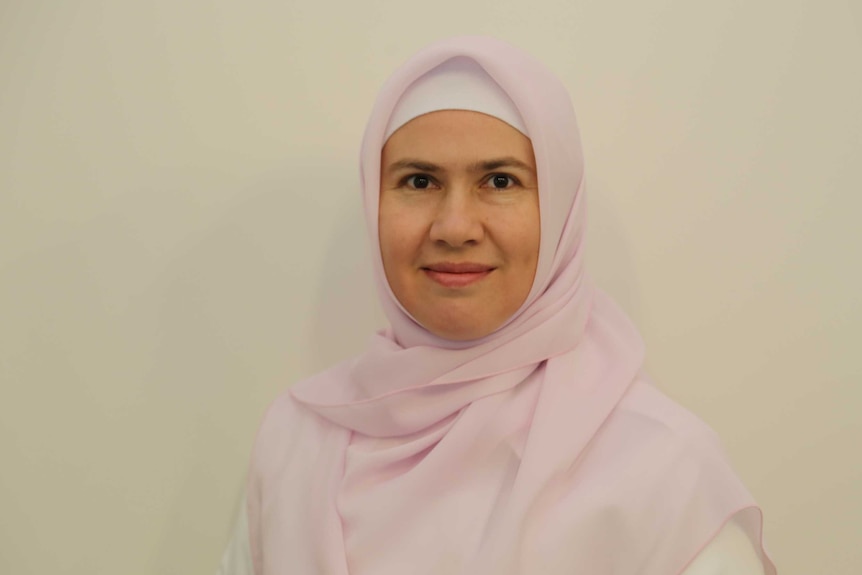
[383,56,528,141]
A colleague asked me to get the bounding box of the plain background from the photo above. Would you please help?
[1,1,860,573]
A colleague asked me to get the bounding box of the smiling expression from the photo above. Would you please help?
[379,110,540,341]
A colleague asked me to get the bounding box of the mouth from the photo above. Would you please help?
[422,262,495,288]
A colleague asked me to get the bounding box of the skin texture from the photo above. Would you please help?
[379,110,540,341]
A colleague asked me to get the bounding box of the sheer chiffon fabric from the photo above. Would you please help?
[245,36,776,575]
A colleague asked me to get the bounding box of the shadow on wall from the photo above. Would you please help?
[583,174,643,330]
[308,189,385,374]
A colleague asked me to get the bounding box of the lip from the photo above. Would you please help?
[422,262,495,288]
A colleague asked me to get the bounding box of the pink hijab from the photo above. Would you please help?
[247,36,775,575]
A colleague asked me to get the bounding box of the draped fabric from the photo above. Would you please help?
[246,36,775,575]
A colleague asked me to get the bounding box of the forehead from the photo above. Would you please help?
[381,110,534,166]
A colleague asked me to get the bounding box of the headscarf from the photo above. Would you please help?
[246,35,775,575]
[382,55,528,140]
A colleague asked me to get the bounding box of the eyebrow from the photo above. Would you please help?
[385,156,535,175]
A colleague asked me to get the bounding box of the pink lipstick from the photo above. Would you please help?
[423,262,494,288]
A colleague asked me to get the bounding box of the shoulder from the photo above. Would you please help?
[256,358,356,434]
[590,376,770,573]
[593,374,744,487]
[613,375,723,448]
[577,375,731,488]
[249,357,356,477]
[600,376,751,495]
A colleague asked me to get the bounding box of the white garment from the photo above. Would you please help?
[216,498,767,575]
[217,498,253,575]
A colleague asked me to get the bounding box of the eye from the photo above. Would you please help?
[405,174,434,189]
[485,174,518,190]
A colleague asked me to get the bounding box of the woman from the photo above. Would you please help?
[219,36,776,575]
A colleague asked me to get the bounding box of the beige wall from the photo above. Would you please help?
[1,1,859,573]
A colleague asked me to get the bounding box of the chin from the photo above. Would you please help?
[424,317,497,342]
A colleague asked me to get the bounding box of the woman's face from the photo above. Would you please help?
[379,110,540,341]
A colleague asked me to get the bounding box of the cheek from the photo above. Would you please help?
[528,199,541,260]
[504,209,540,317]
[505,202,541,265]
[502,200,541,303]
[378,200,420,277]
[378,210,399,275]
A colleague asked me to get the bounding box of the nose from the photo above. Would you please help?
[428,186,484,248]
